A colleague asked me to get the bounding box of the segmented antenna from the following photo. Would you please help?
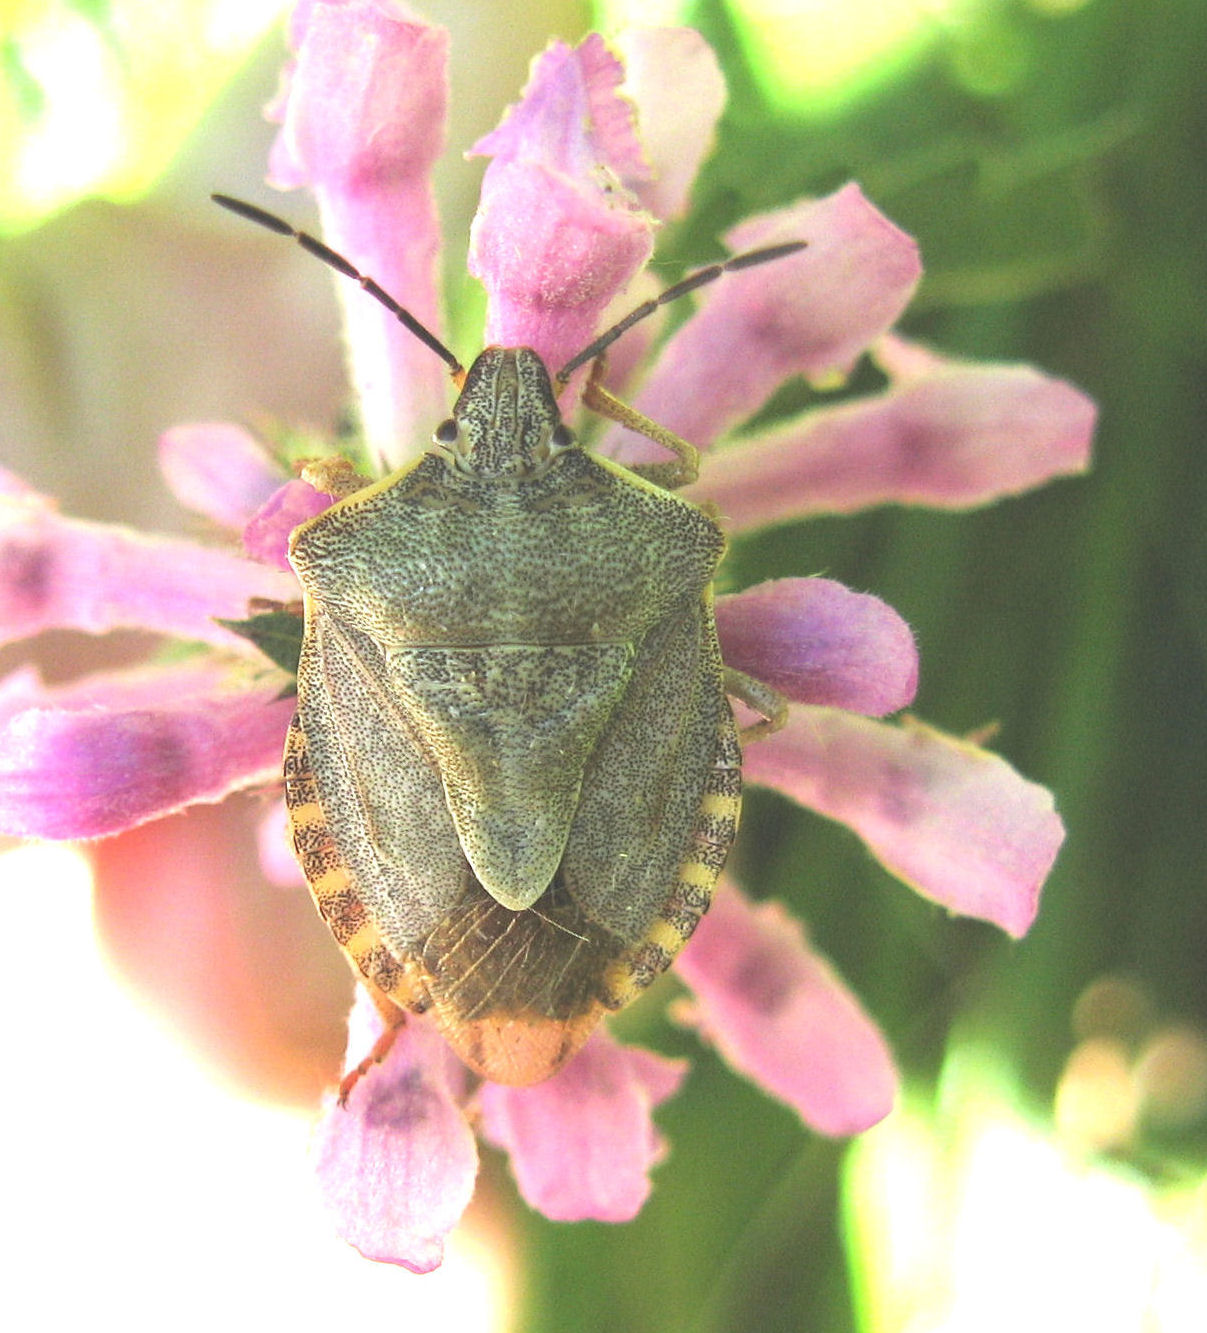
[212,193,805,391]
[211,193,464,377]
[554,240,808,386]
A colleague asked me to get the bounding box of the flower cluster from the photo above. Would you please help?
[0,1,1094,1272]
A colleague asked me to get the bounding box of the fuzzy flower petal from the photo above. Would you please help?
[158,423,285,531]
[269,0,451,468]
[315,994,478,1273]
[0,485,298,652]
[242,479,333,571]
[675,886,897,1135]
[469,35,655,373]
[471,33,649,190]
[742,708,1064,938]
[698,356,1096,529]
[716,578,917,715]
[0,663,295,839]
[606,184,921,461]
[616,28,726,221]
[478,1030,686,1223]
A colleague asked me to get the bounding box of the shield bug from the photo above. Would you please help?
[213,194,797,1090]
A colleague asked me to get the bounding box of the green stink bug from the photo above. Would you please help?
[213,195,795,1089]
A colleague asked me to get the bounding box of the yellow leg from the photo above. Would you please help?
[725,667,789,743]
[581,356,700,489]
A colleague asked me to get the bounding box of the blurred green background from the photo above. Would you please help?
[2,0,1204,1329]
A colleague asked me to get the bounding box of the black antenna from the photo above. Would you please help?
[211,194,464,377]
[555,240,807,386]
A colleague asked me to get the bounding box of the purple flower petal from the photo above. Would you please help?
[675,886,897,1135]
[0,487,298,651]
[716,578,917,715]
[616,28,726,221]
[158,423,285,531]
[605,184,920,461]
[697,356,1097,529]
[472,35,650,190]
[268,0,451,468]
[478,1030,686,1223]
[315,993,478,1273]
[257,796,304,888]
[0,662,294,838]
[591,269,665,399]
[742,708,1065,938]
[0,665,43,719]
[468,36,655,373]
[242,479,333,571]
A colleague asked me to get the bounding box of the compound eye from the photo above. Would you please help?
[551,423,574,449]
[433,417,460,445]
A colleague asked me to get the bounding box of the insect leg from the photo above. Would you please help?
[581,354,700,489]
[725,666,789,743]
[336,983,409,1106]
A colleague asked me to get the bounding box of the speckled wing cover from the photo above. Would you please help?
[284,446,741,1084]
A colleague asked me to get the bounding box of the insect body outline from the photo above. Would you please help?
[214,194,795,1089]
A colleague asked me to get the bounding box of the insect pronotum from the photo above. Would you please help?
[213,193,797,1093]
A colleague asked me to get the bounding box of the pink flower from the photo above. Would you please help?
[0,6,1094,1271]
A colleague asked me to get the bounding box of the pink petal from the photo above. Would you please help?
[257,796,304,888]
[589,269,665,400]
[268,0,451,468]
[315,995,477,1272]
[478,1030,686,1223]
[242,480,333,571]
[158,423,285,531]
[616,28,726,221]
[697,360,1097,529]
[0,492,298,651]
[0,663,294,838]
[471,35,650,191]
[742,708,1065,938]
[873,332,948,380]
[675,886,897,1135]
[468,36,655,374]
[716,578,917,715]
[605,184,920,460]
[0,467,39,498]
[0,666,43,722]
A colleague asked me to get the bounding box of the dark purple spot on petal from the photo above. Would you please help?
[1,538,53,614]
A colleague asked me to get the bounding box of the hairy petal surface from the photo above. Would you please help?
[742,709,1064,937]
[315,996,477,1273]
[158,423,285,531]
[676,886,897,1135]
[616,27,725,220]
[716,578,917,715]
[0,487,297,651]
[469,35,654,374]
[607,184,920,460]
[472,33,649,189]
[269,0,451,467]
[698,359,1096,529]
[478,1030,686,1223]
[0,663,294,838]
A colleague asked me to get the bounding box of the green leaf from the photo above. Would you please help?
[215,610,303,681]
